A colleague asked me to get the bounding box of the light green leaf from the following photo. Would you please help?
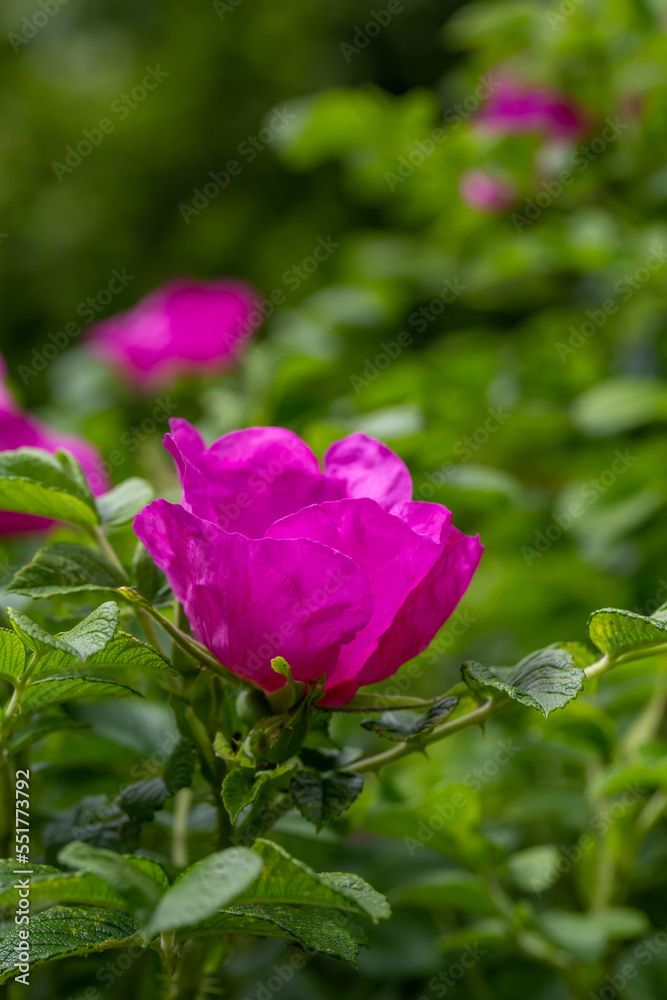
[290,770,363,830]
[0,905,140,982]
[237,839,390,922]
[58,842,163,920]
[97,478,155,527]
[463,647,584,717]
[0,447,99,529]
[392,870,495,915]
[7,602,119,662]
[144,847,263,936]
[33,630,174,678]
[22,675,141,712]
[186,904,363,963]
[508,845,561,894]
[588,608,667,660]
[0,629,27,684]
[571,377,667,436]
[360,696,458,743]
[7,542,126,598]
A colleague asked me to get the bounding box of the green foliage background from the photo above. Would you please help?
[4,0,667,997]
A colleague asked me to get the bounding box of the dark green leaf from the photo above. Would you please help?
[222,768,270,823]
[361,696,458,743]
[186,904,363,963]
[132,541,167,603]
[7,542,126,598]
[0,905,140,982]
[96,478,155,527]
[588,608,667,659]
[118,739,196,821]
[463,647,584,717]
[144,847,263,936]
[290,770,363,830]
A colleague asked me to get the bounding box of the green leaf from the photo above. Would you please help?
[0,447,99,529]
[7,542,126,598]
[186,904,363,964]
[290,770,363,830]
[0,905,140,982]
[0,628,27,684]
[361,696,458,743]
[34,630,175,678]
[96,478,155,527]
[58,842,163,920]
[7,602,119,662]
[237,839,390,922]
[508,845,561,894]
[392,871,495,916]
[22,675,142,712]
[326,691,445,712]
[0,870,128,913]
[119,739,196,821]
[463,647,584,717]
[222,768,270,823]
[588,608,667,660]
[144,847,263,936]
[248,699,311,763]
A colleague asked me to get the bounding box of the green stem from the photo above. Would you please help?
[93,524,129,581]
[354,698,494,774]
[171,788,191,868]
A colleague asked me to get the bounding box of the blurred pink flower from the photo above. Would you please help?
[0,355,108,535]
[477,79,585,139]
[87,278,262,387]
[459,169,516,212]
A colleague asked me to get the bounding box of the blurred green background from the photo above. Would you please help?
[5,0,667,997]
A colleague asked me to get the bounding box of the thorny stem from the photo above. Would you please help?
[354,698,495,774]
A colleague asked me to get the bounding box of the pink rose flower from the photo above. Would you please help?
[134,420,483,706]
[87,278,262,388]
[477,79,585,139]
[0,355,108,535]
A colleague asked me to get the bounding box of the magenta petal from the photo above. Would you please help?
[166,422,344,536]
[324,433,413,512]
[391,501,453,542]
[267,498,447,695]
[349,529,484,695]
[134,499,374,690]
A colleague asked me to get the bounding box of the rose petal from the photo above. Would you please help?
[134,499,374,690]
[324,432,412,511]
[267,498,447,695]
[165,422,344,536]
